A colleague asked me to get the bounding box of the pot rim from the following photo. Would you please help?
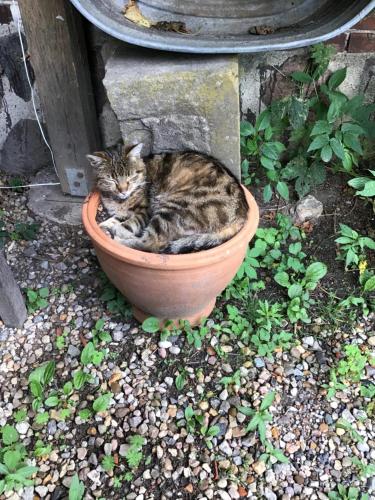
[82,187,259,270]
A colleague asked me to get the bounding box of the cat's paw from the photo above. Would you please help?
[99,217,121,237]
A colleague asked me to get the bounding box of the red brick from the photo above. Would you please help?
[347,32,375,53]
[352,11,375,31]
[329,33,349,52]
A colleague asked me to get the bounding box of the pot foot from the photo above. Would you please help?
[132,299,217,327]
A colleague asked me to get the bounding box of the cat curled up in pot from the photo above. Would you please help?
[87,144,248,254]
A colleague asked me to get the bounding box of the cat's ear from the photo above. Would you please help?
[127,143,144,159]
[86,152,107,169]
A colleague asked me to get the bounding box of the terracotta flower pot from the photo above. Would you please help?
[82,187,259,326]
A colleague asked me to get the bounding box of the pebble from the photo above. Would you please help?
[219,441,232,456]
[77,448,87,460]
[15,422,29,434]
[67,344,80,358]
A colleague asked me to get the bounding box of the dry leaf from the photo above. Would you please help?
[249,25,275,35]
[153,21,189,34]
[123,0,152,28]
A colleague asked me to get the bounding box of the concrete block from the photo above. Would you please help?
[103,45,240,178]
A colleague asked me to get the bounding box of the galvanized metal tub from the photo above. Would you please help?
[70,0,375,53]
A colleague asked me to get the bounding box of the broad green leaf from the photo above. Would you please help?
[330,138,346,160]
[80,342,95,365]
[288,96,309,129]
[348,177,368,190]
[95,319,105,330]
[305,262,327,283]
[141,317,160,333]
[311,120,332,136]
[341,122,366,135]
[238,406,255,417]
[38,287,49,298]
[321,145,333,163]
[357,181,375,197]
[343,133,363,154]
[328,68,347,89]
[29,380,43,399]
[276,181,289,201]
[364,276,375,292]
[207,425,220,437]
[3,450,21,471]
[240,121,255,137]
[288,284,303,299]
[263,184,273,203]
[69,473,85,500]
[45,396,59,408]
[26,290,38,303]
[1,425,19,445]
[260,156,275,170]
[93,393,111,413]
[274,272,290,287]
[290,71,313,84]
[307,135,329,152]
[256,110,271,132]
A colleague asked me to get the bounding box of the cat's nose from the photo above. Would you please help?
[119,183,128,192]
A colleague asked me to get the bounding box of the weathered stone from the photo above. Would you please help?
[293,195,323,224]
[103,45,240,177]
[28,168,83,226]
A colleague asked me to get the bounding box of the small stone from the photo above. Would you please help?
[218,491,231,500]
[302,336,315,347]
[254,358,265,368]
[15,422,29,435]
[334,460,342,471]
[368,336,375,347]
[357,442,369,453]
[35,486,48,497]
[319,423,329,433]
[77,448,87,460]
[264,488,277,500]
[336,427,345,436]
[294,475,304,485]
[219,440,232,456]
[283,432,296,442]
[219,389,228,401]
[87,469,101,484]
[228,486,240,499]
[252,460,267,475]
[158,340,172,349]
[170,346,181,355]
[113,330,124,342]
[294,195,323,224]
[67,344,80,358]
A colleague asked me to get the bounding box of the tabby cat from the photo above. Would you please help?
[87,144,248,254]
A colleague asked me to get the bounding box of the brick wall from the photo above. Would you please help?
[330,11,375,53]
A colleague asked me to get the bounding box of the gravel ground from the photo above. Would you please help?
[0,175,374,500]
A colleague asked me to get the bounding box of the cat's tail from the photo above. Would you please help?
[166,224,244,254]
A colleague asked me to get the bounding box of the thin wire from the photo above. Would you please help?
[2,2,61,191]
[0,182,61,189]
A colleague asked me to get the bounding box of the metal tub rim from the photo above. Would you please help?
[70,0,375,53]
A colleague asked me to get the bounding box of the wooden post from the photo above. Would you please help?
[18,0,100,196]
[0,252,27,328]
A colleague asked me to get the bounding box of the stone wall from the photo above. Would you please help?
[0,1,49,176]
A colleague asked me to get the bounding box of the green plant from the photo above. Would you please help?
[68,473,85,500]
[239,391,275,445]
[241,112,288,201]
[10,223,39,242]
[73,370,92,391]
[124,435,145,469]
[101,455,115,472]
[100,275,131,318]
[328,485,368,500]
[351,457,375,479]
[336,345,369,383]
[220,370,241,389]
[78,409,92,421]
[0,425,37,494]
[335,224,375,270]
[323,369,348,400]
[183,320,209,349]
[33,440,52,458]
[335,418,364,443]
[91,319,112,345]
[25,287,49,314]
[92,393,112,414]
[80,341,106,366]
[181,407,220,449]
[28,361,56,411]
[56,329,68,350]
[175,368,188,391]
[13,410,27,424]
[360,382,375,399]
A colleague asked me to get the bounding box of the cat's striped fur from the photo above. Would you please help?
[87,144,248,254]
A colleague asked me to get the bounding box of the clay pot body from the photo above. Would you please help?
[82,188,259,325]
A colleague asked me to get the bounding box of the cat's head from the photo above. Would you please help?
[87,144,146,200]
